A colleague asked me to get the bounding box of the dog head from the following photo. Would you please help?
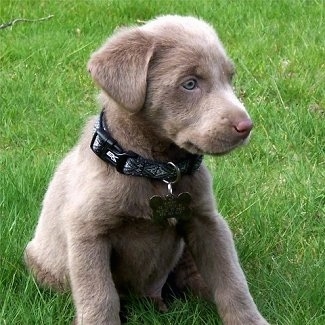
[88,15,253,155]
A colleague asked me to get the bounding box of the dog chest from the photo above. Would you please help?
[109,220,184,296]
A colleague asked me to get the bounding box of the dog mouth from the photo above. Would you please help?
[183,139,246,156]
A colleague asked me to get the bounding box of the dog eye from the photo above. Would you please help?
[182,79,197,90]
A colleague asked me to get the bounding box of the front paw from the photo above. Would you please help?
[223,312,270,325]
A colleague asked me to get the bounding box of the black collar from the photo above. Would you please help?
[90,111,203,182]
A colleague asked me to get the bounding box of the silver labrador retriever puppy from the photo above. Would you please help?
[25,15,269,325]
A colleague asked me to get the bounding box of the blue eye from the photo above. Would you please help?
[182,79,197,90]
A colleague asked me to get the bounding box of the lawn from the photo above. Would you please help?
[0,0,324,324]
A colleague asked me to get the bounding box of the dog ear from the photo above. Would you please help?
[88,28,154,112]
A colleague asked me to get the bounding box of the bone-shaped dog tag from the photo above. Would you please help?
[149,192,192,223]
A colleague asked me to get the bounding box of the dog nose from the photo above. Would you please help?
[234,119,253,138]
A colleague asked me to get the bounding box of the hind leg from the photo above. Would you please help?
[164,247,211,301]
[24,232,69,291]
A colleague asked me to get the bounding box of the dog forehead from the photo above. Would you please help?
[142,16,231,80]
[141,15,223,50]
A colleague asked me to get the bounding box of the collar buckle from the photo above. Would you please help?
[90,128,137,172]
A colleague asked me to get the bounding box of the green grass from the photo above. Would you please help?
[1,0,324,324]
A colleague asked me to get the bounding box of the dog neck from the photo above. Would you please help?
[100,95,189,163]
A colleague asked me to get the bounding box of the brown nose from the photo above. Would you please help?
[234,119,253,138]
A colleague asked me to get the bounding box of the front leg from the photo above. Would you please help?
[68,234,120,325]
[182,214,269,325]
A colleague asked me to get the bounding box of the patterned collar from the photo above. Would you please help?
[90,111,203,182]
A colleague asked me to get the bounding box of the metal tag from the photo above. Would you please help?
[149,192,192,223]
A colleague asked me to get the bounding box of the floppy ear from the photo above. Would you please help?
[88,28,154,112]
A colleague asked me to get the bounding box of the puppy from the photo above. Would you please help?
[25,15,269,325]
